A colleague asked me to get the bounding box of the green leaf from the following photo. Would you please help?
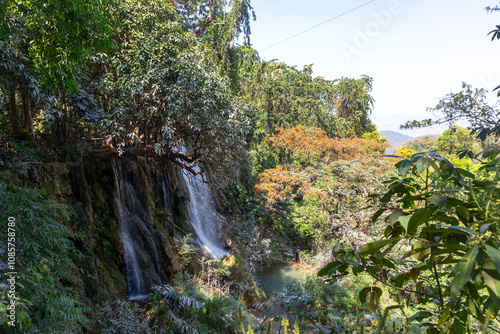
[407,208,432,234]
[399,216,411,231]
[403,240,432,261]
[416,157,431,172]
[446,225,474,234]
[372,208,385,222]
[318,261,341,277]
[359,287,370,304]
[438,306,451,323]
[429,195,447,207]
[397,159,411,175]
[479,223,492,234]
[410,267,420,281]
[395,272,410,287]
[368,287,382,312]
[485,245,500,274]
[388,209,403,226]
[455,168,475,179]
[451,245,479,299]
[409,311,432,322]
[482,260,500,300]
[456,206,470,224]
[358,237,399,255]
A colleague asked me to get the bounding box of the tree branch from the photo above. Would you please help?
[194,0,215,37]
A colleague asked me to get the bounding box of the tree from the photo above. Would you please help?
[172,0,255,68]
[401,83,500,141]
[320,150,500,333]
[228,51,377,141]
[0,0,115,139]
[487,3,500,42]
[332,75,376,137]
[435,126,479,156]
[92,0,249,181]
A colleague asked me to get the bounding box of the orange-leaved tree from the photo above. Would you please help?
[255,125,389,205]
[267,125,389,164]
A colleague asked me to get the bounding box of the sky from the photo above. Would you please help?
[246,0,500,137]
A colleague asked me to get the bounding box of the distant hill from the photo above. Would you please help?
[379,130,414,154]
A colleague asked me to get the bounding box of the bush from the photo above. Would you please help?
[96,300,150,334]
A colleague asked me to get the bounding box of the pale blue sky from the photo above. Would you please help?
[246,0,500,136]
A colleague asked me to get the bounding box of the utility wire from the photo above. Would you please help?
[258,0,376,53]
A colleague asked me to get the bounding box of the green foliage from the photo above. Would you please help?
[0,0,116,94]
[333,75,376,138]
[0,184,87,333]
[229,46,376,141]
[362,128,388,143]
[435,126,479,156]
[321,149,500,333]
[151,278,252,334]
[96,300,150,334]
[402,83,500,141]
[91,0,249,182]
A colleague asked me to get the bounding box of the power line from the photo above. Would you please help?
[258,0,376,53]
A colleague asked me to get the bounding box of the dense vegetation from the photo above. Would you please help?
[0,0,500,333]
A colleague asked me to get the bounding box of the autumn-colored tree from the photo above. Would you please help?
[254,165,325,204]
[255,125,389,205]
[267,125,389,165]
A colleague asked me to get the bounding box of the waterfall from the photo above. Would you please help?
[181,166,227,259]
[157,162,172,214]
[111,158,161,301]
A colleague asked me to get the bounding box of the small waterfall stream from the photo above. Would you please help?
[181,166,227,259]
[112,158,161,300]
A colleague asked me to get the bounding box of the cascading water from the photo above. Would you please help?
[112,158,161,300]
[157,162,172,214]
[181,166,227,259]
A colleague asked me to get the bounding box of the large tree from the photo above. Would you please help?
[0,0,115,139]
[91,0,249,180]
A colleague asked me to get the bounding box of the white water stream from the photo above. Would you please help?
[112,158,160,301]
[181,165,227,259]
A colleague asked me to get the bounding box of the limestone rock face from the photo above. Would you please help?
[29,157,186,304]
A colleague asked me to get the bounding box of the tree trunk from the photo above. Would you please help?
[9,82,20,137]
[21,86,35,142]
[64,100,70,145]
[194,0,215,37]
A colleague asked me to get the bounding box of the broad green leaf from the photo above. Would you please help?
[407,208,431,234]
[410,267,420,281]
[409,311,432,322]
[429,195,447,207]
[400,215,411,231]
[368,287,382,312]
[438,306,451,323]
[403,241,432,261]
[451,245,479,299]
[397,159,411,175]
[380,257,396,269]
[318,261,341,277]
[358,237,399,255]
[395,272,410,287]
[485,245,500,274]
[479,223,492,234]
[372,208,385,222]
[450,317,465,334]
[446,225,474,234]
[456,206,470,224]
[388,209,403,226]
[482,260,500,300]
[359,287,370,304]
[416,157,431,172]
[455,168,475,179]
